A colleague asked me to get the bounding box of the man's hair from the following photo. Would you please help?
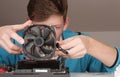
[27,0,68,22]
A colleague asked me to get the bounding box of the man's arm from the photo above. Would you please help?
[87,37,117,67]
[57,35,118,67]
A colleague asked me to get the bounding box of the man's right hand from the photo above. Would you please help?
[0,20,32,54]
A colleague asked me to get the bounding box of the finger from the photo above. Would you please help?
[67,44,85,56]
[55,50,66,56]
[59,55,68,58]
[59,53,71,58]
[55,50,71,58]
[12,20,32,31]
[3,35,23,51]
[58,36,75,45]
[60,38,83,50]
[71,48,86,58]
[10,31,24,44]
[71,55,84,59]
[0,40,22,54]
[55,50,63,56]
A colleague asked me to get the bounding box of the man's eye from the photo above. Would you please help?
[55,27,61,29]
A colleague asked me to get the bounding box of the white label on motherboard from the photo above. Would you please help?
[35,69,48,73]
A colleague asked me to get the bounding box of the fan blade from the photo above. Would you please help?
[24,32,36,40]
[44,37,55,46]
[32,46,42,58]
[41,46,53,54]
[35,47,45,58]
[31,26,41,36]
[25,41,34,54]
[42,27,50,39]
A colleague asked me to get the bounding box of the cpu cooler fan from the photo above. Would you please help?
[23,24,56,60]
[0,25,70,77]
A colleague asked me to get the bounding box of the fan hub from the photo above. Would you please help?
[34,37,44,47]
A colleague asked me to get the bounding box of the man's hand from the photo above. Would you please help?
[56,35,90,58]
[0,20,32,54]
[56,35,117,67]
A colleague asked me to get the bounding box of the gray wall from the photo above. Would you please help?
[0,0,120,46]
[0,0,29,25]
[85,31,120,47]
[68,0,120,32]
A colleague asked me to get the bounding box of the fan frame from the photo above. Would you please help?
[22,24,56,60]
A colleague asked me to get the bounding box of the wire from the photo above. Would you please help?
[56,43,69,54]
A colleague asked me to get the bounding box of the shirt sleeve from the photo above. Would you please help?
[104,46,120,72]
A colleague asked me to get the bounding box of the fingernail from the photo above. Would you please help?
[20,39,24,44]
[20,50,24,54]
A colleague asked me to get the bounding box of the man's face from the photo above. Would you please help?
[32,15,69,41]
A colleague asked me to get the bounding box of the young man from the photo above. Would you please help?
[0,0,120,72]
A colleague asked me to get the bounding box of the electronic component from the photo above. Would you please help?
[0,24,70,77]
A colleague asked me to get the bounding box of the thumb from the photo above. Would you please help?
[58,36,74,45]
[13,20,32,31]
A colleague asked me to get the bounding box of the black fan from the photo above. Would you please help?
[23,24,56,60]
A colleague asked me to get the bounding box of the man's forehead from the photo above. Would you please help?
[32,15,64,24]
[32,22,64,26]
